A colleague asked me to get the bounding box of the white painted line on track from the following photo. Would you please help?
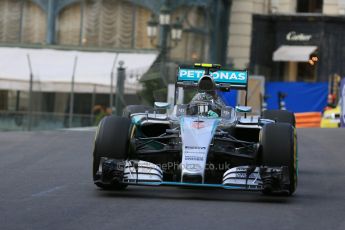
[31,185,65,197]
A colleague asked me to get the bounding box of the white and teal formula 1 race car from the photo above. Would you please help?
[92,63,298,196]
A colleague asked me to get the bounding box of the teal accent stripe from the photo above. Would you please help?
[180,117,184,131]
[131,115,142,125]
[124,181,262,191]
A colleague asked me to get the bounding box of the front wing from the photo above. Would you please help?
[96,158,291,193]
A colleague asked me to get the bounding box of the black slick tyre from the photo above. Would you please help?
[92,116,131,190]
[262,110,296,127]
[260,123,297,195]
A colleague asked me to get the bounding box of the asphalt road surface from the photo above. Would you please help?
[1,128,345,230]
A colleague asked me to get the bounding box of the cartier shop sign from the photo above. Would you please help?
[286,31,312,41]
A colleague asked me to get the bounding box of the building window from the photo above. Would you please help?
[297,0,323,13]
[0,0,46,44]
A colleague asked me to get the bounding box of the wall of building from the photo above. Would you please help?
[227,0,345,71]
[0,0,46,44]
[52,0,154,48]
[0,0,209,64]
[227,0,254,69]
[323,0,345,14]
[250,15,345,82]
[273,0,296,13]
[170,6,208,63]
[227,0,297,69]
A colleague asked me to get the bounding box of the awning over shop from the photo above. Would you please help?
[273,45,317,62]
[0,47,158,93]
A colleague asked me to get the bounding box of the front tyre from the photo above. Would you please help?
[262,110,296,127]
[260,123,297,195]
[92,116,131,190]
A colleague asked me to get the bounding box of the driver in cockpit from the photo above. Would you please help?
[188,91,225,117]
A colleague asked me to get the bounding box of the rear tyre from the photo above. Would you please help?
[92,116,131,190]
[262,110,295,127]
[123,105,154,118]
[260,123,297,195]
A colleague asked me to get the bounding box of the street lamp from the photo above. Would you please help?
[146,5,183,86]
[159,4,171,25]
[171,17,183,42]
[147,14,183,43]
[147,14,158,39]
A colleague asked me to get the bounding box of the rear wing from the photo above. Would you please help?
[176,65,248,91]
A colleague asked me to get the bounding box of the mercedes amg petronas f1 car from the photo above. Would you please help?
[92,63,298,195]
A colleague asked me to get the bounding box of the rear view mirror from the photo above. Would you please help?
[221,106,237,123]
[176,104,188,116]
[235,106,252,113]
[154,102,171,109]
[221,106,235,119]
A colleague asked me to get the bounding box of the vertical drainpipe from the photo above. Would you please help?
[115,61,126,116]
[91,85,96,124]
[69,56,78,128]
[46,0,55,44]
[27,54,34,131]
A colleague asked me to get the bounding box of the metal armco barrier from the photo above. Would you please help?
[295,112,322,128]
